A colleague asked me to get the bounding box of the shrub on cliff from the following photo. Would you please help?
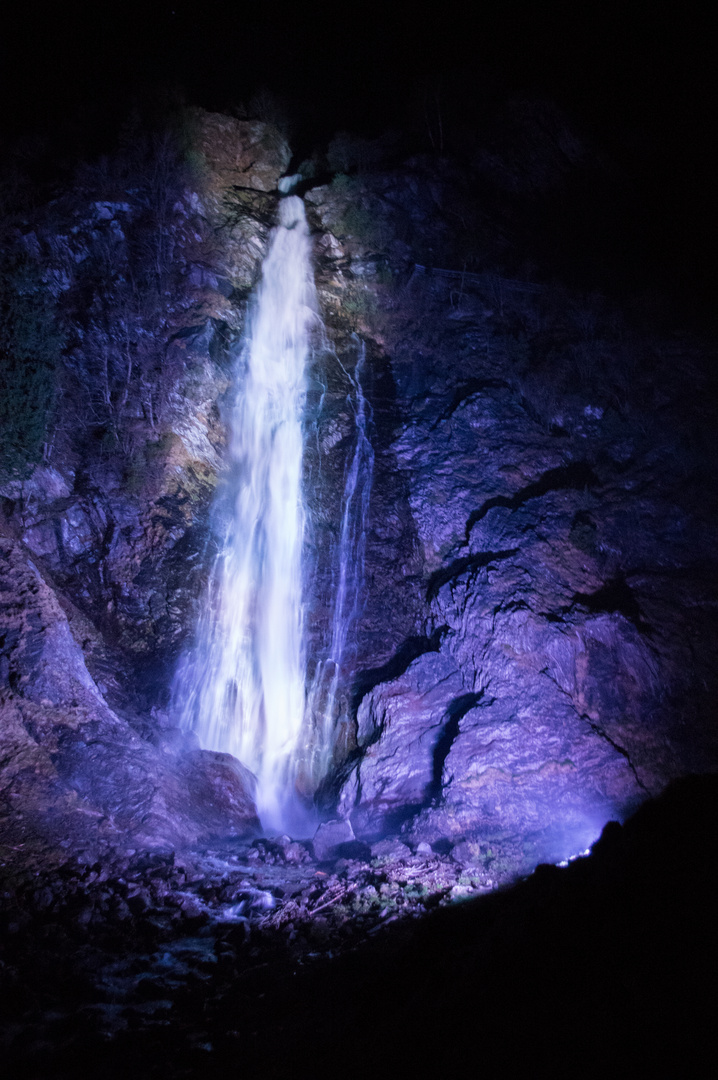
[0,251,65,478]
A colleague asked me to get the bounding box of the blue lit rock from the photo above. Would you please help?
[312,818,355,860]
[339,652,465,833]
[0,536,260,847]
[326,232,718,846]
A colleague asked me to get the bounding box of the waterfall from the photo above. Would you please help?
[173,195,315,834]
[307,340,375,777]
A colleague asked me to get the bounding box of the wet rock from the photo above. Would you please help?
[370,838,412,861]
[0,110,293,692]
[302,177,718,864]
[333,841,372,864]
[190,109,291,195]
[0,537,259,850]
[332,285,718,852]
[109,896,131,921]
[187,109,290,292]
[0,536,107,709]
[312,819,355,861]
[449,884,474,900]
[338,652,464,834]
[284,841,312,865]
[172,751,260,841]
[178,895,205,920]
[127,891,151,915]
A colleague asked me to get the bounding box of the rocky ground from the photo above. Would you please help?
[0,822,537,1071]
[2,773,716,1077]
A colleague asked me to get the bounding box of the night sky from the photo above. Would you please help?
[2,1,716,316]
[4,3,714,147]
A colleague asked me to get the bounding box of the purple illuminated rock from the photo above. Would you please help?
[338,652,465,833]
[370,838,412,860]
[0,536,260,848]
[312,818,355,861]
[0,535,108,710]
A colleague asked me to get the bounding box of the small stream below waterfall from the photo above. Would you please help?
[173,194,372,834]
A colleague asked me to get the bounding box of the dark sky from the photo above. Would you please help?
[3,1,714,145]
[2,1,716,316]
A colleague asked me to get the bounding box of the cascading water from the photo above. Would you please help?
[173,194,316,834]
[306,341,374,779]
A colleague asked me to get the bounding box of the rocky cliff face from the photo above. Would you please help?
[306,162,718,860]
[1,111,290,685]
[1,109,717,871]
[0,533,259,849]
[0,111,291,849]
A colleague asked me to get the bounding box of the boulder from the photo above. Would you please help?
[189,109,291,195]
[312,818,355,861]
[338,652,465,835]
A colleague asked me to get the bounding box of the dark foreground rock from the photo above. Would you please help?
[1,773,716,1077]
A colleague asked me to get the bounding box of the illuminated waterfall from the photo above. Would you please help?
[307,341,374,779]
[174,195,315,833]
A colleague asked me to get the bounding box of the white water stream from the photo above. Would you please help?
[174,195,315,833]
[174,194,373,835]
[306,341,374,780]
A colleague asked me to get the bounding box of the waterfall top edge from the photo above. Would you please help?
[277,195,307,229]
[278,173,302,195]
